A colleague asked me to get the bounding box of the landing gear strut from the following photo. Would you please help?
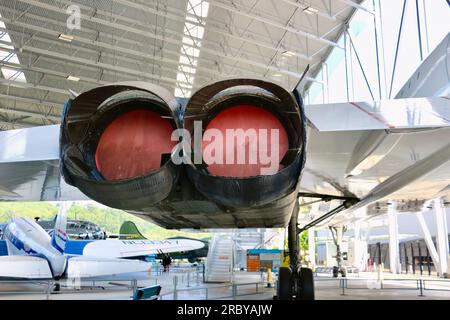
[275,195,358,300]
[330,226,347,278]
[276,202,315,300]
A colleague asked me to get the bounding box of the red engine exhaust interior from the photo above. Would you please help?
[203,105,288,177]
[95,109,176,180]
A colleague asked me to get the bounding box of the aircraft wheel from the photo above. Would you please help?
[52,283,61,293]
[277,267,292,300]
[297,267,315,300]
[332,266,339,278]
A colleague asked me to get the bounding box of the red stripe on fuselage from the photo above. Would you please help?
[350,102,395,129]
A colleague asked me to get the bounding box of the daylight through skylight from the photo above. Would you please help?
[174,0,209,98]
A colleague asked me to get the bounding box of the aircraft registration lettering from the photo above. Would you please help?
[121,240,176,245]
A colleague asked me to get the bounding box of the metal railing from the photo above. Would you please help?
[159,277,266,300]
[314,276,450,297]
[0,278,140,299]
[0,280,55,299]
[0,265,205,300]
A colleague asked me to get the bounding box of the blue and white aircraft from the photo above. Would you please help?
[0,210,204,280]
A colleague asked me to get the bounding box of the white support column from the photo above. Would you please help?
[353,212,369,271]
[353,222,362,269]
[415,201,441,273]
[308,227,316,270]
[388,202,401,274]
[336,226,343,247]
[434,198,449,277]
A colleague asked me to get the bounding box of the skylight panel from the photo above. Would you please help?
[1,67,26,83]
[179,55,198,66]
[178,65,197,74]
[174,1,209,98]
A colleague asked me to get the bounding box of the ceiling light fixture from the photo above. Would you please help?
[303,6,319,15]
[58,34,74,42]
[282,50,296,57]
[67,75,80,82]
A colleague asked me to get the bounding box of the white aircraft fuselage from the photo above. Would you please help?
[3,217,67,277]
[0,213,205,280]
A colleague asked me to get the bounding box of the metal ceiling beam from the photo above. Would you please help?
[0,25,276,85]
[0,120,33,129]
[2,43,178,85]
[207,0,342,48]
[0,0,352,102]
[1,25,311,88]
[104,0,325,57]
[0,93,62,108]
[302,3,359,93]
[0,40,179,87]
[0,57,170,90]
[1,11,311,80]
[8,0,314,66]
[0,78,68,95]
[1,38,316,105]
[107,0,314,61]
[0,104,61,122]
[280,0,338,21]
[337,0,375,15]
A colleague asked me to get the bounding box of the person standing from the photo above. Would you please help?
[162,254,172,272]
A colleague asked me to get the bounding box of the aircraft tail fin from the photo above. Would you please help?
[119,221,147,240]
[51,203,69,253]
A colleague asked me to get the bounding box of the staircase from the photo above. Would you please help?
[233,229,265,250]
[232,229,266,270]
[205,234,234,283]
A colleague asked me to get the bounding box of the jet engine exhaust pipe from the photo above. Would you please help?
[59,79,307,228]
[60,82,181,210]
[184,79,307,208]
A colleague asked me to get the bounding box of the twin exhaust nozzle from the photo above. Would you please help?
[60,80,306,211]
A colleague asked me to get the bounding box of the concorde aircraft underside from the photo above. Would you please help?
[0,32,449,231]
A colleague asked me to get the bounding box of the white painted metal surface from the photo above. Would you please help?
[352,214,368,271]
[345,131,403,177]
[305,97,450,132]
[415,201,441,272]
[0,124,59,162]
[0,256,52,279]
[65,256,151,279]
[388,203,400,274]
[81,239,205,259]
[396,33,450,99]
[434,199,449,277]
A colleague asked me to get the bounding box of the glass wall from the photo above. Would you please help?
[305,0,450,105]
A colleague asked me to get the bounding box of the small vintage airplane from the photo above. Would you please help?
[118,220,209,263]
[0,208,205,280]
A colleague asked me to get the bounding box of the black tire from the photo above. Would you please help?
[277,267,292,300]
[332,266,339,278]
[52,283,61,293]
[298,267,315,300]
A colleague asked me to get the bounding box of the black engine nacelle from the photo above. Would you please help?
[60,82,181,210]
[59,80,307,228]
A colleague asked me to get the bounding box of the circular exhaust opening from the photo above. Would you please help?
[95,109,176,180]
[202,105,288,177]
